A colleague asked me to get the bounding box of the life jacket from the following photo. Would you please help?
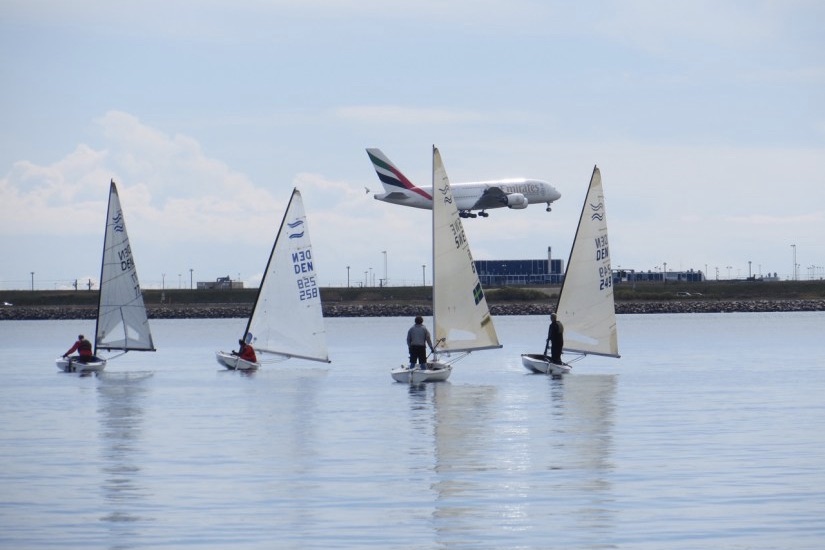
[78,339,93,356]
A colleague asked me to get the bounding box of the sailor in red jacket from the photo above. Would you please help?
[63,334,94,363]
[231,338,257,363]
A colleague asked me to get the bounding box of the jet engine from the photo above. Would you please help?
[504,193,528,209]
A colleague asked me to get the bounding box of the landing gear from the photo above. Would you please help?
[546,203,552,212]
[459,210,487,218]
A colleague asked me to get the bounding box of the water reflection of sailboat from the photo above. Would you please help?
[97,371,153,537]
[411,374,618,544]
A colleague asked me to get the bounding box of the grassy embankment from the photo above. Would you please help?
[4,279,825,307]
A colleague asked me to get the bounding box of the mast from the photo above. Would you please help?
[431,145,437,340]
[92,180,117,355]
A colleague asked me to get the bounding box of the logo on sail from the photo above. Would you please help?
[438,184,453,204]
[589,201,604,221]
[287,219,305,239]
[472,282,485,305]
[112,210,125,233]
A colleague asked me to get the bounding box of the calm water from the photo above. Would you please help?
[1,313,824,549]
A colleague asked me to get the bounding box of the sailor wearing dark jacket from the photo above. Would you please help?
[406,316,434,369]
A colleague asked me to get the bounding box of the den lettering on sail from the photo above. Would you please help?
[118,245,134,271]
[293,250,318,301]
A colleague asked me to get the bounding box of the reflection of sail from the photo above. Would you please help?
[412,374,617,544]
[431,384,498,523]
[97,371,153,537]
[544,375,618,542]
[239,369,328,533]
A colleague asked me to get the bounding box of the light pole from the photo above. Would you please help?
[346,266,350,287]
[30,271,34,291]
[162,273,166,290]
[422,264,426,286]
[382,250,387,287]
[791,244,797,280]
[189,268,193,290]
[663,262,667,284]
[726,265,732,279]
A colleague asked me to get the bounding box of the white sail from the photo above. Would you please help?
[556,166,619,358]
[432,147,500,353]
[95,181,155,353]
[245,188,329,363]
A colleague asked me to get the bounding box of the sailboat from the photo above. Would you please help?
[56,180,156,373]
[391,147,501,384]
[522,165,620,376]
[216,188,330,371]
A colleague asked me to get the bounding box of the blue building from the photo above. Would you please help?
[474,248,707,286]
[475,248,564,286]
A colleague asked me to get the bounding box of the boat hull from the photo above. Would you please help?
[391,362,452,383]
[216,350,260,371]
[56,356,107,373]
[521,353,572,376]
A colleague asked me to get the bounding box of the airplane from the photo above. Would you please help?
[366,148,562,218]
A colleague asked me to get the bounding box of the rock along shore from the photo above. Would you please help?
[1,299,824,321]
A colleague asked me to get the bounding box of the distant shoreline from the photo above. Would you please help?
[2,299,824,321]
[3,282,824,320]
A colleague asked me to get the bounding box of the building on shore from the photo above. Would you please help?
[476,248,564,287]
[196,276,244,290]
[475,248,709,286]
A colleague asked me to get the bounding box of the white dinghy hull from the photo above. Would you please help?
[55,356,107,373]
[391,362,452,384]
[521,353,572,376]
[215,351,260,371]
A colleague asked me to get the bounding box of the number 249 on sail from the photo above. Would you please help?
[599,266,612,291]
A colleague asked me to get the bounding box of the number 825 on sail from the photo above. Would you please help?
[297,275,318,301]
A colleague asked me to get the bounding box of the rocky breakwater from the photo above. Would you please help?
[617,299,825,314]
[2,299,824,321]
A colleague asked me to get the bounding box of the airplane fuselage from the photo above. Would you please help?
[374,178,560,211]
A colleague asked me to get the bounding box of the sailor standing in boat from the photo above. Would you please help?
[407,316,434,370]
[545,313,564,364]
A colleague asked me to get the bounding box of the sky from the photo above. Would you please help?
[1,0,824,291]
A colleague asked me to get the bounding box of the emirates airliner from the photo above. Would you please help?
[366,148,561,218]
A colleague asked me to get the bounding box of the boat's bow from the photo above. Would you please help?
[521,353,572,376]
[215,350,260,371]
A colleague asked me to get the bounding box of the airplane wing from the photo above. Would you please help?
[470,186,508,210]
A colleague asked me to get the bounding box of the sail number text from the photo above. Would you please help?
[594,235,612,290]
[599,265,612,291]
[118,245,134,272]
[594,235,609,261]
[118,245,142,297]
[293,250,318,301]
[450,221,467,249]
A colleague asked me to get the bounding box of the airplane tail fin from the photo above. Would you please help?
[366,148,421,194]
